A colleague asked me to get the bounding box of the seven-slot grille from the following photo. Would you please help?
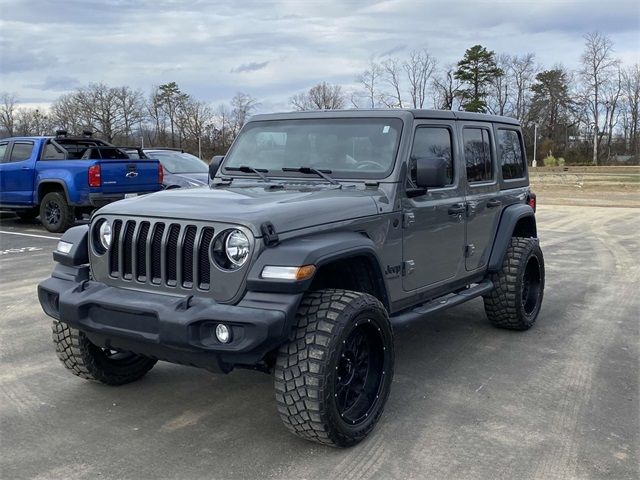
[108,219,215,290]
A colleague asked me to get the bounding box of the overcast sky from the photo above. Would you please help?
[1,0,638,111]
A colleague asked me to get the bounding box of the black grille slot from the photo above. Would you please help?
[166,224,180,286]
[198,227,215,289]
[109,220,122,275]
[150,223,165,284]
[122,221,135,279]
[182,226,197,287]
[136,222,150,280]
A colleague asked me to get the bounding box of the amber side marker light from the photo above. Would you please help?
[261,265,316,281]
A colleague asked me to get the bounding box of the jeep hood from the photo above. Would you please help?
[97,184,381,236]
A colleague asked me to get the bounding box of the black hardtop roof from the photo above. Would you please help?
[250,109,520,126]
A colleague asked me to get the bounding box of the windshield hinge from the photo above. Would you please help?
[261,222,279,247]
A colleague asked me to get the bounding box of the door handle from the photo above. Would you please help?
[21,166,30,170]
[487,199,502,208]
[448,204,466,215]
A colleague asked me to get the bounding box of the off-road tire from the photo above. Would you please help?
[40,192,75,233]
[52,320,156,385]
[16,208,39,221]
[484,236,545,330]
[274,289,394,447]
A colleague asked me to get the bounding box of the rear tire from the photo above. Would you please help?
[40,191,75,233]
[484,236,545,330]
[274,289,394,447]
[52,320,156,385]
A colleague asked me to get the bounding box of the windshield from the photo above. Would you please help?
[146,151,208,174]
[223,118,403,179]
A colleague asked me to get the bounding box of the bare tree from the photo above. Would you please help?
[511,53,537,123]
[113,86,146,142]
[15,108,55,136]
[0,93,17,136]
[357,60,383,108]
[432,65,463,110]
[489,54,512,116]
[290,82,345,110]
[621,64,640,156]
[580,31,620,164]
[381,58,404,108]
[230,92,258,136]
[403,49,436,108]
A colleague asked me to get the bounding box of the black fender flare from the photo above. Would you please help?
[52,225,89,266]
[246,231,388,300]
[487,203,537,272]
[37,180,71,204]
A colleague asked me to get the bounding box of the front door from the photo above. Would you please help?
[402,121,466,291]
[459,122,502,271]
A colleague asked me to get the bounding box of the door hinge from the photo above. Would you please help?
[402,212,415,228]
[403,260,415,276]
[465,244,476,258]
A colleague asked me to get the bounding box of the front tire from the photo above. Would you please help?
[52,320,156,385]
[40,192,75,233]
[484,236,545,330]
[274,289,394,447]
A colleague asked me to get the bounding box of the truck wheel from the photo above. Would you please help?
[274,289,394,447]
[16,208,39,221]
[40,192,75,233]
[484,237,545,330]
[52,320,156,385]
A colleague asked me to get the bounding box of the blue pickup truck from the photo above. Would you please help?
[0,132,162,232]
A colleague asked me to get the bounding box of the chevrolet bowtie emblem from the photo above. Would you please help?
[126,171,138,178]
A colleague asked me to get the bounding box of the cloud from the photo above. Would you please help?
[231,61,270,73]
[378,44,407,58]
[27,76,80,91]
[0,0,637,108]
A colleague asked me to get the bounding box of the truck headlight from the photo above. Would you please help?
[225,230,250,267]
[98,220,112,250]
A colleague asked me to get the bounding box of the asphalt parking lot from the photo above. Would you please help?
[1,205,638,480]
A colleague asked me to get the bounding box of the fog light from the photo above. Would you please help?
[215,324,231,344]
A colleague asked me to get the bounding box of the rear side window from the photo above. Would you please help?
[0,142,8,162]
[43,143,66,160]
[8,142,34,162]
[410,127,454,186]
[463,128,493,183]
[497,129,526,179]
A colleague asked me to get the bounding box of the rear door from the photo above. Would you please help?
[0,140,37,205]
[460,122,502,271]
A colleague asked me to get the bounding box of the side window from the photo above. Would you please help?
[8,141,35,163]
[43,143,66,160]
[463,128,493,183]
[0,142,8,162]
[497,129,526,179]
[410,127,454,186]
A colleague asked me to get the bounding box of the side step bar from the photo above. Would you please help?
[389,280,494,330]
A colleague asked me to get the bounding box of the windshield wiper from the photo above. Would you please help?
[282,167,340,185]
[225,166,271,182]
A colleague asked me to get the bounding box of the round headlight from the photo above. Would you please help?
[225,230,250,267]
[99,221,112,250]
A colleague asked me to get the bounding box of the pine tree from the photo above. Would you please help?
[455,45,503,112]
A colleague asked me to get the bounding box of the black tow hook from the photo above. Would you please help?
[176,294,195,311]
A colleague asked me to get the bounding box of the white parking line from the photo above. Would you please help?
[0,230,60,240]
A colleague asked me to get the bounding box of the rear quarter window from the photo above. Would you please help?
[497,129,526,180]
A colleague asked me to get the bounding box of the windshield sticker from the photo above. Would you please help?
[382,126,390,133]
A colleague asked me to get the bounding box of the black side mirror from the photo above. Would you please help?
[407,156,449,198]
[209,155,224,180]
[416,156,448,188]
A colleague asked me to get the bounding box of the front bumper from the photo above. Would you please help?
[38,264,302,372]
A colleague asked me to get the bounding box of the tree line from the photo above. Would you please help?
[1,31,638,164]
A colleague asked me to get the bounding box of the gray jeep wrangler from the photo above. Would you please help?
[39,110,544,447]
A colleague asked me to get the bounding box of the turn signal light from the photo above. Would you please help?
[88,164,101,187]
[261,265,316,281]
